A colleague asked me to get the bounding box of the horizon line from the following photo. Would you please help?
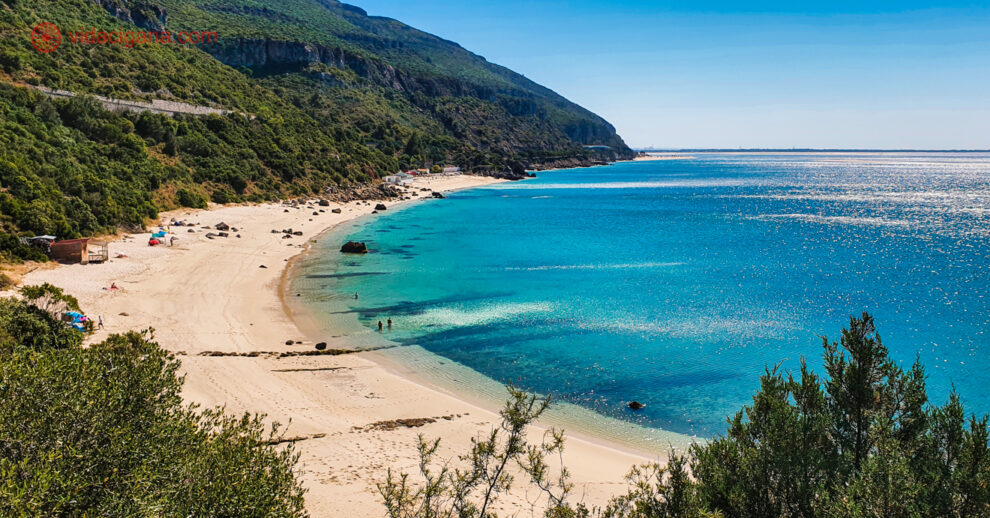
[635,148,990,153]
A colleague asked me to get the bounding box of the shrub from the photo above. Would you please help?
[176,188,208,209]
[211,187,233,205]
[382,314,990,517]
[0,296,307,516]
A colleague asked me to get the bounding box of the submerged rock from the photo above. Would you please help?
[340,241,368,254]
[627,401,646,410]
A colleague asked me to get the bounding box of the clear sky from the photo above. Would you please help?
[354,1,990,149]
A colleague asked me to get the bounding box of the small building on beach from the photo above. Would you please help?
[49,238,109,264]
[385,172,414,186]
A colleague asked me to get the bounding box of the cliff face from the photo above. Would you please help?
[90,0,168,31]
[93,0,634,164]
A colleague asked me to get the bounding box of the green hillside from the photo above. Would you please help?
[0,0,632,260]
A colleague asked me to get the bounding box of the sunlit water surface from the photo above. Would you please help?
[292,153,990,439]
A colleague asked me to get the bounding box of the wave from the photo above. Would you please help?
[578,314,799,340]
[723,190,990,205]
[755,213,915,228]
[402,302,556,329]
[501,179,764,190]
[505,261,684,272]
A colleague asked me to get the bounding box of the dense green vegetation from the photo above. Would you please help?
[0,81,388,260]
[383,314,990,517]
[0,0,630,261]
[0,290,306,516]
[153,0,632,157]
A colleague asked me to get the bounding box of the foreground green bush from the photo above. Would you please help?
[0,296,306,516]
[383,314,990,517]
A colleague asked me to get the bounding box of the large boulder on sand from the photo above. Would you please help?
[375,203,388,211]
[340,241,368,254]
[331,208,342,214]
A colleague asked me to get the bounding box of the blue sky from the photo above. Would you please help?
[354,1,990,149]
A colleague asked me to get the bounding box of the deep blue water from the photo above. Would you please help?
[296,153,990,437]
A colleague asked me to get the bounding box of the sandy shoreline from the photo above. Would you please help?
[16,175,658,516]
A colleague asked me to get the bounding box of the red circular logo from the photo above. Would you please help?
[31,22,61,53]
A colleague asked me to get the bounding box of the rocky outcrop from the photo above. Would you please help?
[323,182,402,202]
[340,241,368,254]
[90,0,167,31]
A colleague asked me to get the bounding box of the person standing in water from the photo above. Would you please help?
[377,320,383,332]
[387,318,392,330]
[354,293,359,300]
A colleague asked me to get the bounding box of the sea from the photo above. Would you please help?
[291,152,990,446]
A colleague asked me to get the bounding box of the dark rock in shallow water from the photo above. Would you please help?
[627,401,645,410]
[340,241,368,254]
[431,191,445,199]
[375,203,388,211]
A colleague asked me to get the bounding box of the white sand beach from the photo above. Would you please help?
[18,175,655,517]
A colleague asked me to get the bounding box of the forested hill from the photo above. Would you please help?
[0,0,632,260]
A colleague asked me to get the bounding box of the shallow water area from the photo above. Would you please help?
[292,153,990,441]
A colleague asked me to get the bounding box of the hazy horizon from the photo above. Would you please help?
[356,1,990,150]
[634,148,990,152]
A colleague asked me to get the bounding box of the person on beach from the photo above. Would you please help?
[387,318,392,329]
[377,320,383,332]
[97,316,104,330]
[354,292,359,300]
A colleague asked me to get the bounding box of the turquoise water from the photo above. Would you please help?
[294,153,990,438]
